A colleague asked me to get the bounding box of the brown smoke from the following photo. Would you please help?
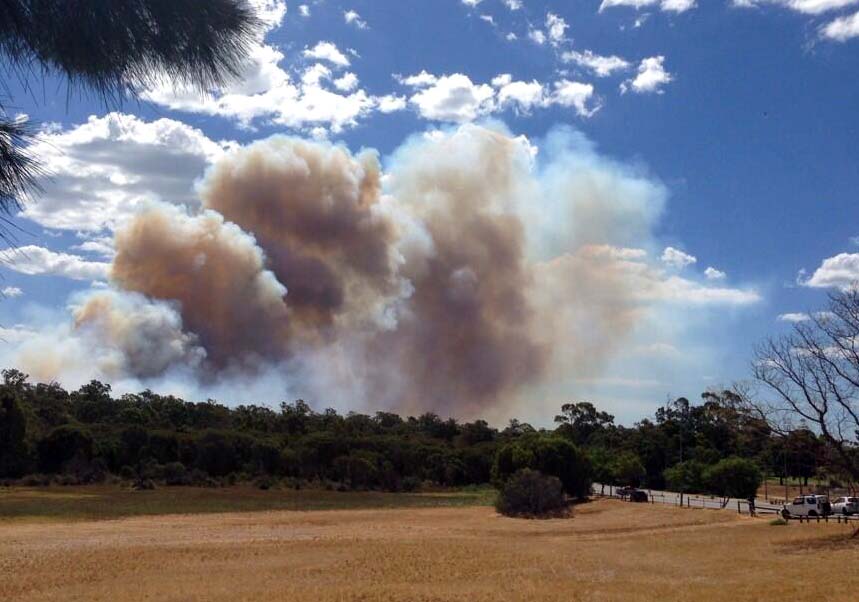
[371,126,549,415]
[198,137,398,333]
[109,204,291,366]
[73,291,206,378]
[43,125,677,418]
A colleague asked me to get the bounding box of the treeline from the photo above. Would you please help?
[0,368,850,496]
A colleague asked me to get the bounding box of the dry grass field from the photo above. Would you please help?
[3,494,859,602]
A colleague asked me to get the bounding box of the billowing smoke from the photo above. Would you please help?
[198,138,399,333]
[109,204,291,365]
[9,123,685,418]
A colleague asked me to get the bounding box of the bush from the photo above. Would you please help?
[401,476,422,492]
[495,469,569,518]
[703,457,762,500]
[37,426,93,473]
[493,435,591,499]
[163,462,189,486]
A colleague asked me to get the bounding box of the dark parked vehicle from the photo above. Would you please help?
[629,489,648,503]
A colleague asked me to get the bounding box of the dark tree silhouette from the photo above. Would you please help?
[0,0,261,238]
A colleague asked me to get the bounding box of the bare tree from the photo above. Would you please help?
[753,290,859,484]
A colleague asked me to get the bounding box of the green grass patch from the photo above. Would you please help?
[769,518,788,526]
[0,484,497,523]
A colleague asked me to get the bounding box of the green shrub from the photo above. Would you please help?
[493,435,591,499]
[495,469,568,518]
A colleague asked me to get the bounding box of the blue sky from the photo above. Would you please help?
[1,0,858,423]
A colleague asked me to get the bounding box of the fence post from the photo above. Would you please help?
[737,501,741,514]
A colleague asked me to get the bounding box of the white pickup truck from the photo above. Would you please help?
[781,495,832,519]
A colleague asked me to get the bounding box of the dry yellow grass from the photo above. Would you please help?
[2,498,858,602]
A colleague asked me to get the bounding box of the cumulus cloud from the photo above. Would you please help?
[561,50,631,77]
[661,246,697,269]
[298,5,310,17]
[1,286,23,298]
[406,73,496,122]
[621,56,673,94]
[734,0,858,14]
[399,72,599,121]
[546,13,569,45]
[704,266,727,280]
[20,113,230,232]
[503,0,523,8]
[803,253,859,289]
[551,81,599,117]
[141,12,387,135]
[1,245,110,281]
[821,10,859,40]
[528,28,547,45]
[304,42,351,66]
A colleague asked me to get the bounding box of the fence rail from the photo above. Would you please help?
[592,484,859,523]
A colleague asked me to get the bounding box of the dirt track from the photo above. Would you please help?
[3,499,858,601]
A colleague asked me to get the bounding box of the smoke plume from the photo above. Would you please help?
[9,123,718,419]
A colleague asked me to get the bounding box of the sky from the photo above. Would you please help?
[1,0,858,425]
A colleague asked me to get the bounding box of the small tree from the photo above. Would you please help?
[664,460,707,495]
[493,435,592,499]
[704,457,762,500]
[612,452,646,487]
[495,469,568,518]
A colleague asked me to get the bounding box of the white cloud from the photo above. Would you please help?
[529,29,547,45]
[480,14,497,25]
[821,10,859,40]
[546,13,569,45]
[73,236,115,258]
[333,72,359,92]
[376,94,408,113]
[1,245,110,281]
[778,312,810,322]
[621,56,673,94]
[21,113,230,232]
[661,246,697,269]
[735,0,858,13]
[144,40,378,134]
[704,266,727,280]
[561,50,631,77]
[303,41,351,67]
[551,80,599,117]
[248,0,288,28]
[344,10,368,29]
[1,286,23,298]
[298,5,310,17]
[407,73,496,122]
[503,0,523,8]
[462,0,483,5]
[804,253,859,289]
[600,0,696,12]
[495,79,546,113]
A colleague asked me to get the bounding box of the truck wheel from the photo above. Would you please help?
[781,509,790,520]
[808,510,818,517]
